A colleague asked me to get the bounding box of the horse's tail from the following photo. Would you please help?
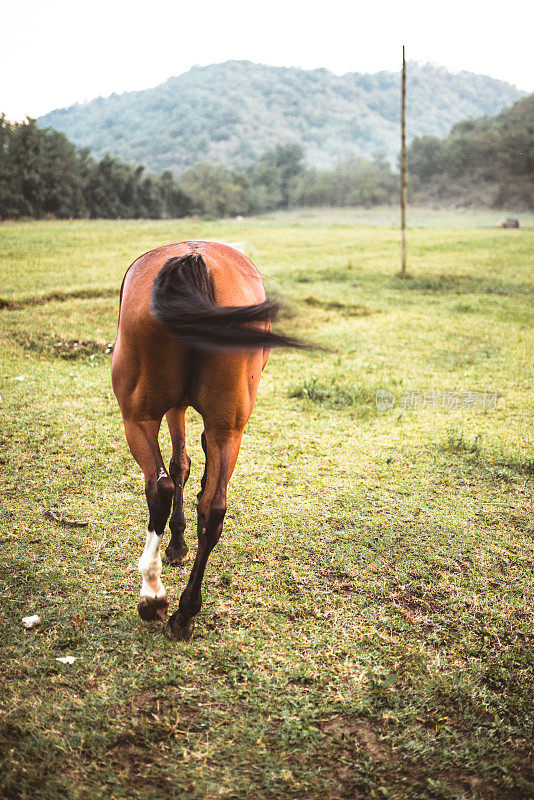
[150,253,302,350]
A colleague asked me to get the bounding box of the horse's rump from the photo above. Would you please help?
[150,252,298,350]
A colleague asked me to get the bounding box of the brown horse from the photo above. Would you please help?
[111,241,298,641]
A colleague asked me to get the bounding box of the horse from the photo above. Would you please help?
[111,241,299,641]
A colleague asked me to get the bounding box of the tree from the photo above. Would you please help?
[0,115,14,217]
[407,135,443,181]
[295,154,396,208]
[273,143,306,209]
[40,128,86,217]
[7,118,48,216]
[160,170,192,218]
[179,163,250,218]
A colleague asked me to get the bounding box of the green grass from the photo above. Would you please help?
[1,209,533,800]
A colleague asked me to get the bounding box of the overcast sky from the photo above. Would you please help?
[2,0,533,121]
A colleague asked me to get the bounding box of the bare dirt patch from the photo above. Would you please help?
[0,287,117,310]
[12,331,114,358]
[319,715,516,799]
[303,296,380,316]
[321,569,360,594]
[320,716,394,762]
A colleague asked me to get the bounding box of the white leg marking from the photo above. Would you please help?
[138,530,166,601]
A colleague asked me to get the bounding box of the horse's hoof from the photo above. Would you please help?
[137,596,169,622]
[164,543,190,565]
[164,612,195,641]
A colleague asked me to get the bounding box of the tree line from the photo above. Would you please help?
[0,116,190,219]
[2,93,532,219]
[0,116,396,220]
[408,94,533,209]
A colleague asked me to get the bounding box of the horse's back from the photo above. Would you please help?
[121,241,265,311]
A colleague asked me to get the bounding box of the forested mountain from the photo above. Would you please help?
[37,61,523,173]
[408,94,534,209]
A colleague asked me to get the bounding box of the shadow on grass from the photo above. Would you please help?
[290,266,534,297]
[442,428,534,478]
[289,376,378,415]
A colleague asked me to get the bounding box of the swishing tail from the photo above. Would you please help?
[150,253,303,350]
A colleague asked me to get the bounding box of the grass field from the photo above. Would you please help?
[1,209,533,800]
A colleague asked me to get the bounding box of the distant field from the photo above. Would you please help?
[1,212,533,800]
[260,206,534,228]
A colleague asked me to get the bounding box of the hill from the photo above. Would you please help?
[408,94,534,209]
[37,61,523,173]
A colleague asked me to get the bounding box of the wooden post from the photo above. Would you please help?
[400,45,408,276]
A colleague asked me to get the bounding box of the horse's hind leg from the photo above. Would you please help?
[165,426,243,641]
[165,407,191,565]
[122,416,174,622]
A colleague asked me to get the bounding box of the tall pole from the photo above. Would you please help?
[400,45,408,276]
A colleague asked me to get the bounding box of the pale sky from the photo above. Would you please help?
[2,0,533,121]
